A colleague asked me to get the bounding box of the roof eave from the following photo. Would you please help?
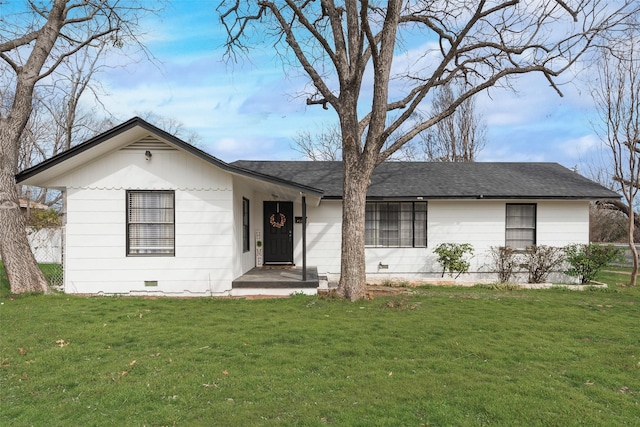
[15,117,324,198]
[324,195,622,201]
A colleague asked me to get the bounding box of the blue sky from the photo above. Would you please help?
[93,2,605,173]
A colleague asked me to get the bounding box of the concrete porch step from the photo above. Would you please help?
[232,266,320,289]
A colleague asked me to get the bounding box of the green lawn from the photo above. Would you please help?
[1,269,639,426]
[0,262,62,298]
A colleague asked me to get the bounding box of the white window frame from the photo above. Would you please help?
[126,190,175,256]
[505,203,536,249]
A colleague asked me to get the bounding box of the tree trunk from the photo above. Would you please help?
[0,120,48,294]
[629,209,638,286]
[337,132,377,301]
[337,162,373,301]
[0,0,67,294]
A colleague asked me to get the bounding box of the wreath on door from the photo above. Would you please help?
[269,212,286,228]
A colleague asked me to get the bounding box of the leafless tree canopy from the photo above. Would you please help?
[422,83,486,162]
[221,1,638,161]
[291,123,342,161]
[592,33,640,285]
[136,111,203,147]
[0,1,159,294]
[219,0,640,300]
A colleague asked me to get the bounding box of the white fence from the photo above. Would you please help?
[27,227,63,289]
[27,227,62,263]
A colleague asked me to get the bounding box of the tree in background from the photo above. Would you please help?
[592,34,640,286]
[136,111,203,147]
[421,83,486,162]
[589,203,633,243]
[291,123,342,161]
[220,1,640,300]
[291,121,418,161]
[0,1,155,294]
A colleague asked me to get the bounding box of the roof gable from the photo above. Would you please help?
[16,117,323,198]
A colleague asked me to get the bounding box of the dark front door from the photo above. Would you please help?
[263,201,294,265]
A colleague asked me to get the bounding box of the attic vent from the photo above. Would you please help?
[120,135,177,151]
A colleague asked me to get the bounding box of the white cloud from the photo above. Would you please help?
[561,134,602,159]
[82,1,608,167]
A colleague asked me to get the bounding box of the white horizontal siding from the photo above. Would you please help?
[537,201,589,246]
[308,199,591,282]
[52,149,233,190]
[54,138,593,292]
[429,200,506,250]
[303,201,343,274]
[59,147,237,296]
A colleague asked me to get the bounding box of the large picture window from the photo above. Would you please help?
[127,190,175,256]
[242,197,250,253]
[365,202,427,247]
[506,203,536,249]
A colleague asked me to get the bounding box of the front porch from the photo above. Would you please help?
[231,266,323,296]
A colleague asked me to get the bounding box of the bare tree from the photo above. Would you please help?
[422,83,486,162]
[590,203,630,243]
[136,111,203,146]
[17,45,117,209]
[292,121,419,161]
[592,37,640,285]
[0,1,155,294]
[291,123,342,161]
[42,43,115,153]
[219,1,640,300]
[17,88,114,211]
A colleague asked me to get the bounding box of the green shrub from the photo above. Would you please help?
[564,243,625,284]
[27,208,61,229]
[433,243,474,278]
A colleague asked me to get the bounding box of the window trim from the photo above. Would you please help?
[505,203,537,249]
[365,201,428,248]
[126,190,175,257]
[242,197,250,253]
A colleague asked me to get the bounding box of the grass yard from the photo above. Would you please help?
[1,269,639,426]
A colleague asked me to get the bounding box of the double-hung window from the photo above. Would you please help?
[127,190,175,256]
[365,201,427,247]
[505,203,536,249]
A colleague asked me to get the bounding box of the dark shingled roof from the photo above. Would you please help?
[231,161,620,200]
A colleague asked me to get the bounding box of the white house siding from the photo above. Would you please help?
[536,200,590,247]
[306,199,591,283]
[232,178,257,276]
[297,200,343,275]
[53,147,237,296]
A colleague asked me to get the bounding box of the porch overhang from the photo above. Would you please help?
[232,173,323,207]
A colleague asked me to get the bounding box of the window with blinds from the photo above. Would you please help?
[505,203,536,249]
[365,202,427,247]
[126,190,175,256]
